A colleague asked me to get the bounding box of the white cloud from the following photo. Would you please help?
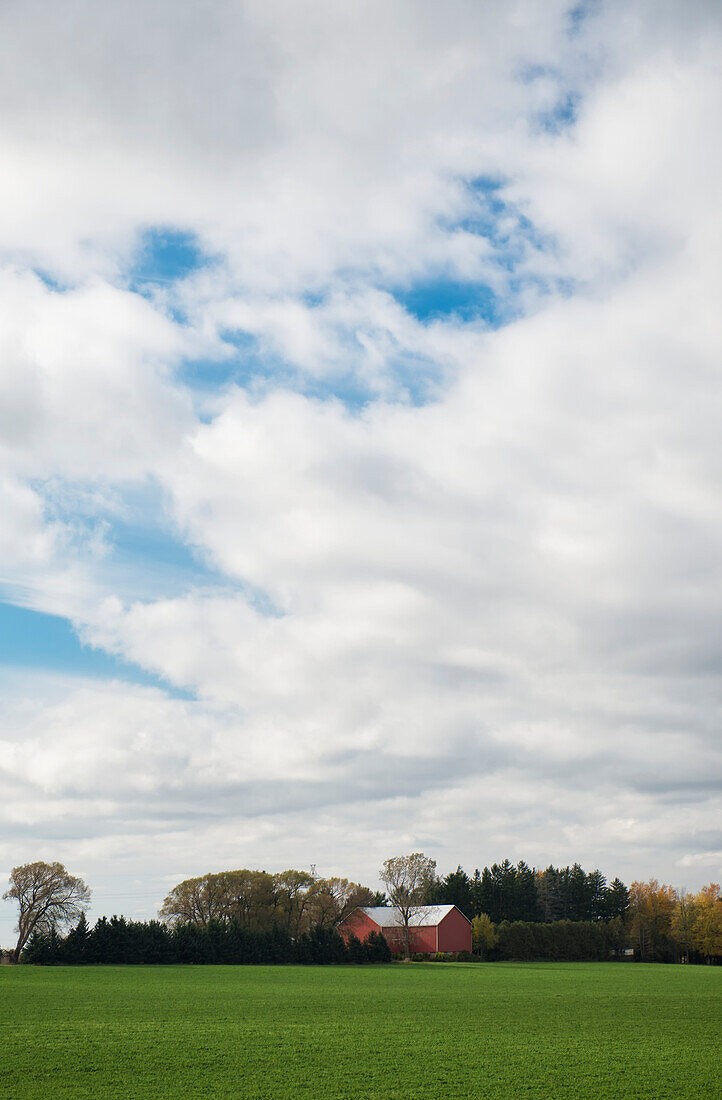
[0,0,574,285]
[0,270,196,481]
[0,0,721,915]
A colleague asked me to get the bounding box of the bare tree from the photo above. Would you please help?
[380,853,436,959]
[4,861,91,963]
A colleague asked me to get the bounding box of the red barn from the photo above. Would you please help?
[339,904,471,954]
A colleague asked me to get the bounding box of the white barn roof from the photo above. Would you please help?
[360,904,458,928]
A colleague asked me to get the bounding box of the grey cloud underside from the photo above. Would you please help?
[4,712,719,828]
[0,0,721,910]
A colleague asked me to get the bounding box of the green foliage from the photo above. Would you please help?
[1,964,719,1098]
[364,930,392,963]
[465,860,632,926]
[472,913,498,957]
[472,860,543,923]
[428,865,474,919]
[62,912,90,964]
[20,914,388,967]
[494,920,613,962]
[159,868,374,935]
[427,950,475,962]
[606,878,630,921]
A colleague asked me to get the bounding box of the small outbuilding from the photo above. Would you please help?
[339,903,471,955]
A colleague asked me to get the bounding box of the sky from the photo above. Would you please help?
[1,0,721,940]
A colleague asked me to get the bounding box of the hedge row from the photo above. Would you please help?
[23,916,391,966]
[492,919,628,961]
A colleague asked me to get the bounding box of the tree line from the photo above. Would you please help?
[158,868,383,935]
[428,860,630,924]
[21,913,391,967]
[4,857,721,965]
[469,881,722,964]
[434,862,721,963]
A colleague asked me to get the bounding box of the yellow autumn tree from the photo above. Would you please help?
[628,880,677,961]
[690,884,722,963]
[472,913,497,958]
[671,891,697,963]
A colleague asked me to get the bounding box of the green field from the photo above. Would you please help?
[1,962,719,1099]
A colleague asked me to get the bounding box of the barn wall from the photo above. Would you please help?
[338,911,378,943]
[437,907,472,952]
[379,924,437,953]
[409,925,437,953]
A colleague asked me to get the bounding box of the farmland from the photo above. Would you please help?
[1,962,719,1099]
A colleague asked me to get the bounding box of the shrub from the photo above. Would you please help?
[364,931,391,963]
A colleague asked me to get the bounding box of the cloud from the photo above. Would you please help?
[1,0,721,931]
[0,270,197,480]
[0,0,576,286]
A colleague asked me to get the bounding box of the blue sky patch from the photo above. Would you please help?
[104,513,224,599]
[178,331,262,394]
[395,278,500,325]
[36,477,228,603]
[130,227,214,290]
[537,92,580,133]
[202,327,445,411]
[390,178,558,331]
[0,601,194,697]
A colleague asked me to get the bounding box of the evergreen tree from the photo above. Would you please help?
[173,921,213,964]
[364,931,391,962]
[63,911,91,963]
[22,929,52,964]
[514,861,542,921]
[477,867,496,920]
[471,869,483,916]
[88,917,114,964]
[431,866,474,919]
[605,878,630,922]
[587,870,608,922]
[537,866,564,921]
[567,864,593,922]
[345,933,366,964]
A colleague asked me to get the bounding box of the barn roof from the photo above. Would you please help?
[359,904,460,928]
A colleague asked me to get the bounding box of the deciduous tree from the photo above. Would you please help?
[689,883,722,963]
[471,913,497,958]
[380,853,436,959]
[307,877,375,929]
[628,880,677,961]
[4,861,91,963]
[272,869,315,936]
[219,870,276,931]
[159,873,229,926]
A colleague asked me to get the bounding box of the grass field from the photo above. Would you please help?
[1,962,720,1099]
